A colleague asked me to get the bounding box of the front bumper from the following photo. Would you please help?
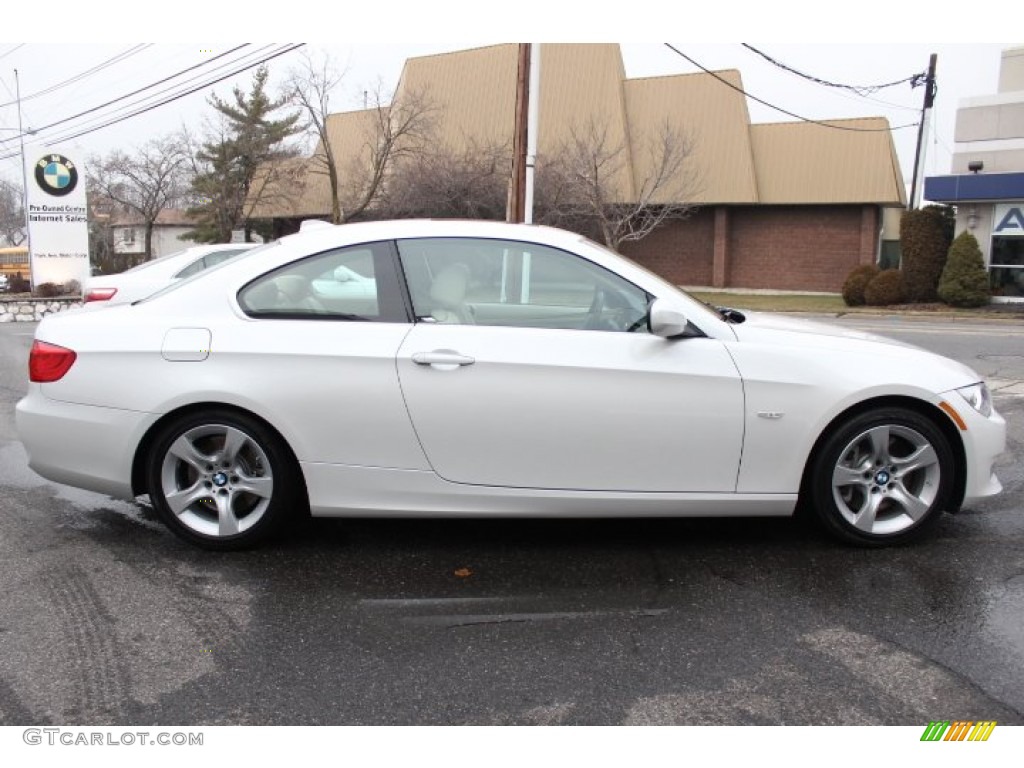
[941,390,1006,505]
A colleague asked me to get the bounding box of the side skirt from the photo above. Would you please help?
[301,463,797,518]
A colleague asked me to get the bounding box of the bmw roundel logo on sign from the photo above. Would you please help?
[34,153,79,197]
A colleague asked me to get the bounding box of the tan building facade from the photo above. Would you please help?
[251,44,907,292]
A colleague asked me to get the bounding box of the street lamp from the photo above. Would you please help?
[0,70,34,287]
[15,69,31,286]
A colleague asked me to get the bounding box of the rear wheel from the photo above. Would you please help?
[808,407,956,546]
[145,409,300,550]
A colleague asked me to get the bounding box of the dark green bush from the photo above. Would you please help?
[842,264,881,306]
[900,207,951,302]
[864,269,907,306]
[938,231,990,307]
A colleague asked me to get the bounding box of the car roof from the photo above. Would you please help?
[276,219,585,253]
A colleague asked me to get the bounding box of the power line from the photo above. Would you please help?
[32,45,283,144]
[0,45,253,143]
[741,43,926,95]
[0,44,25,62]
[0,74,38,136]
[0,46,277,154]
[0,44,305,160]
[738,45,920,114]
[0,45,154,108]
[11,45,298,151]
[663,44,918,133]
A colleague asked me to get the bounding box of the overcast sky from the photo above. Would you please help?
[1,3,1018,204]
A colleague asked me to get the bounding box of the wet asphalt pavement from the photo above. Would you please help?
[0,317,1022,726]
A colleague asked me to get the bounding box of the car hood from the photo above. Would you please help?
[732,311,918,348]
[727,310,984,392]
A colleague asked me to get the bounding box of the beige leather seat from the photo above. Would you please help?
[244,280,282,312]
[429,263,474,324]
[273,274,326,313]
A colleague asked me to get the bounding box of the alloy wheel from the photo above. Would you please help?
[830,424,941,536]
[158,423,274,538]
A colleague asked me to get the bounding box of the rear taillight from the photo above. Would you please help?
[85,287,117,302]
[29,341,77,382]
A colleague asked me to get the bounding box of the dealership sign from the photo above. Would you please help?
[25,150,89,290]
[993,203,1024,237]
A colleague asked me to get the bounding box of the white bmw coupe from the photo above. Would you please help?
[17,220,1005,550]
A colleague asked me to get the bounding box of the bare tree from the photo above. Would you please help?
[379,139,510,221]
[0,177,26,247]
[341,83,437,222]
[538,119,701,251]
[288,55,438,223]
[89,136,189,260]
[287,52,346,223]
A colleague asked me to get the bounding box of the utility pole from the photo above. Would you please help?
[523,44,540,224]
[14,69,32,290]
[508,44,530,223]
[908,53,937,210]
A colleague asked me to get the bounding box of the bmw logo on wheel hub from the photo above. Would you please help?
[875,470,891,486]
[212,472,228,488]
[34,154,79,197]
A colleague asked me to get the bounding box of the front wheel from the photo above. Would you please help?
[807,407,956,546]
[145,409,300,550]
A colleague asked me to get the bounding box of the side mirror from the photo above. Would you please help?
[648,298,689,339]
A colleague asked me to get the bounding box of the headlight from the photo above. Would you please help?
[956,382,992,418]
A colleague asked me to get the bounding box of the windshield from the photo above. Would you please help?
[572,234,725,326]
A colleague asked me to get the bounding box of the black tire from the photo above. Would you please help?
[145,409,302,550]
[807,406,956,547]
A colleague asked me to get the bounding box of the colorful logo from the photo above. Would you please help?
[34,153,79,197]
[920,721,996,742]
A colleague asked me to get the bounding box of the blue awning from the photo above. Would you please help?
[925,172,1024,202]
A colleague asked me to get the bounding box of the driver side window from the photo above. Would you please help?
[396,238,650,332]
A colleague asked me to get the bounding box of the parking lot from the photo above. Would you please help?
[0,316,1022,726]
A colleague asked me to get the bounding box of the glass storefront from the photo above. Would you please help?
[990,203,1024,297]
[990,241,1024,296]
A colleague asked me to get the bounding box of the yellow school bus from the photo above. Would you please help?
[0,246,29,274]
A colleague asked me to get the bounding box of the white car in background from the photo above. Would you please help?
[16,219,1005,551]
[84,243,259,305]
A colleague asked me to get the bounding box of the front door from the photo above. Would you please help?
[394,237,744,492]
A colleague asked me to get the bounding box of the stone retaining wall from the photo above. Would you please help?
[0,298,83,323]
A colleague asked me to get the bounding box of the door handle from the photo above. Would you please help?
[411,350,476,367]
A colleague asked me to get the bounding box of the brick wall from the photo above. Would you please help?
[620,208,715,286]
[624,204,879,292]
[727,205,874,292]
